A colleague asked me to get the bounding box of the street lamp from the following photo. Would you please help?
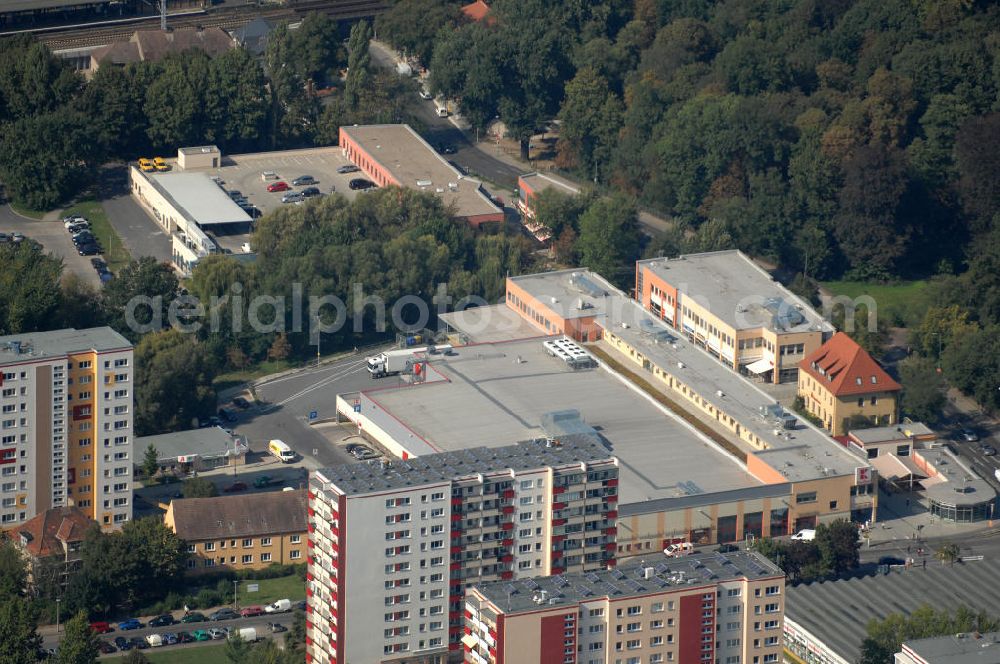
[233,580,239,610]
[55,598,61,636]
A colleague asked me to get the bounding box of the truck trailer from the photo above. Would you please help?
[365,345,451,378]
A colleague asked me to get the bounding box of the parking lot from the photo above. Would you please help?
[0,206,102,287]
[209,147,373,217]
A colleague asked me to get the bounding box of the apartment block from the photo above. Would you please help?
[164,490,307,573]
[635,251,833,384]
[464,551,785,664]
[306,438,619,664]
[0,328,133,531]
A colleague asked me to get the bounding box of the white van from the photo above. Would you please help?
[268,439,295,463]
[663,542,695,558]
[146,634,163,648]
[265,599,292,614]
[790,529,816,542]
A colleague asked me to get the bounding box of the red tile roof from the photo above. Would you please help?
[461,0,491,22]
[16,507,95,558]
[799,332,900,397]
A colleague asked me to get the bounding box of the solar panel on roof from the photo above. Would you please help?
[623,579,645,592]
[610,569,626,580]
[585,572,602,583]
[503,583,518,595]
[553,575,570,588]
[523,578,540,590]
[655,563,671,574]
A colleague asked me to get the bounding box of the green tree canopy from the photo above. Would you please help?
[183,476,218,499]
[53,610,100,664]
[0,241,62,336]
[135,330,219,435]
[0,597,42,664]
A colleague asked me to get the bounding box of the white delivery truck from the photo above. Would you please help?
[268,439,295,463]
[366,345,451,378]
[232,627,258,642]
[265,599,292,614]
[146,634,163,648]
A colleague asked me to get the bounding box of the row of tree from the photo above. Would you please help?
[749,520,860,583]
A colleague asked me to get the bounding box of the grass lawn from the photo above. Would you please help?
[820,279,931,328]
[7,201,50,219]
[143,643,228,664]
[236,574,305,607]
[61,200,131,272]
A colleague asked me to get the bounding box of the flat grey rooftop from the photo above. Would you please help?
[364,337,760,503]
[901,631,1000,663]
[137,427,245,462]
[599,297,862,483]
[473,551,782,614]
[0,327,130,363]
[850,423,935,444]
[519,171,581,196]
[507,268,618,320]
[439,304,547,344]
[785,558,1000,664]
[637,251,833,334]
[313,437,614,497]
[340,124,501,220]
[148,171,251,226]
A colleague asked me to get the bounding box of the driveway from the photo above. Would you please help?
[102,187,172,264]
[0,204,101,287]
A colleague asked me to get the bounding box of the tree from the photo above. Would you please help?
[0,597,42,664]
[58,274,105,331]
[225,631,251,663]
[101,257,179,341]
[814,519,860,576]
[941,326,1000,414]
[910,305,977,360]
[954,113,1000,230]
[0,240,63,335]
[53,610,100,664]
[558,67,624,181]
[898,358,945,424]
[344,21,373,110]
[375,0,460,65]
[859,605,1000,664]
[267,333,292,362]
[141,444,159,479]
[182,476,218,499]
[0,539,27,599]
[135,330,218,435]
[575,195,640,285]
[934,542,961,565]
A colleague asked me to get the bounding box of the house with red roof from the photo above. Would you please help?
[797,332,901,436]
[461,0,492,23]
[13,507,95,591]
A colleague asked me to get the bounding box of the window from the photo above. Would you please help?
[261,537,272,546]
[651,602,664,612]
[795,492,817,504]
[204,542,216,551]
[242,538,253,548]
[290,550,301,560]
[290,535,301,544]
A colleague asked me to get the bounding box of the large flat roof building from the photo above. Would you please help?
[636,251,834,383]
[784,558,1000,664]
[307,439,619,663]
[0,328,133,531]
[465,551,785,664]
[338,124,504,227]
[897,631,1000,664]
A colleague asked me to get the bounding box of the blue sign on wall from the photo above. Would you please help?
[309,410,318,420]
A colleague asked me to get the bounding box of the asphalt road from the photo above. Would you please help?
[43,611,296,655]
[0,204,102,288]
[226,353,381,470]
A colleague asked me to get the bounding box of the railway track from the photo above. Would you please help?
[27,0,386,52]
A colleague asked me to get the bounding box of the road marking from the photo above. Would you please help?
[274,362,367,406]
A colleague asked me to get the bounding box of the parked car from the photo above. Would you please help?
[241,605,264,618]
[63,215,87,227]
[90,258,106,270]
[418,88,433,100]
[269,622,288,633]
[98,640,116,654]
[981,444,997,456]
[267,181,290,192]
[437,143,457,155]
[162,633,178,645]
[960,428,980,442]
[176,631,195,643]
[77,243,101,256]
[10,232,24,243]
[336,164,360,174]
[0,233,9,243]
[130,637,149,650]
[180,612,207,624]
[191,629,212,641]
[663,542,695,558]
[294,599,307,611]
[223,481,248,493]
[252,476,273,489]
[348,178,375,190]
[227,190,243,199]
[114,636,132,650]
[153,157,170,171]
[67,223,89,234]
[233,397,251,409]
[210,608,240,621]
[145,633,163,648]
[281,192,304,204]
[878,555,906,566]
[292,175,316,186]
[208,628,227,640]
[261,170,279,181]
[300,186,321,198]
[148,614,175,627]
[90,621,113,634]
[138,158,155,172]
[118,618,143,631]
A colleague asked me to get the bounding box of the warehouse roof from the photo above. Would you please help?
[507,268,617,320]
[0,327,130,363]
[784,559,1000,664]
[314,438,616,496]
[168,490,307,541]
[147,171,251,226]
[472,551,782,614]
[637,251,833,334]
[354,337,760,503]
[900,631,1000,663]
[136,427,247,463]
[339,124,502,222]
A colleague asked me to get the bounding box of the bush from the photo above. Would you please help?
[194,588,222,609]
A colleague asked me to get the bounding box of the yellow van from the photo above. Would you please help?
[268,439,295,463]
[153,157,169,171]
[138,158,155,172]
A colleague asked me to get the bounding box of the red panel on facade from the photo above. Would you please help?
[496,614,505,664]
[679,594,705,663]
[0,448,15,465]
[501,522,513,531]
[606,510,617,519]
[552,485,566,494]
[539,615,567,664]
